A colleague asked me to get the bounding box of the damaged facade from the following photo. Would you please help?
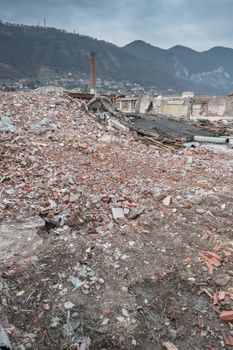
[116,92,233,121]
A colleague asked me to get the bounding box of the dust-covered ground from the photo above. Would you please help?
[1,88,233,350]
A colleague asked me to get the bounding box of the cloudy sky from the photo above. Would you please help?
[0,0,232,50]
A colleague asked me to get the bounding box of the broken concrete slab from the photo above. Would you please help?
[125,113,223,145]
[108,118,129,131]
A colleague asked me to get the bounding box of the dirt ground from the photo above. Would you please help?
[1,88,233,350]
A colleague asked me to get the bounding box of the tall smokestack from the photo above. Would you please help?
[90,51,96,94]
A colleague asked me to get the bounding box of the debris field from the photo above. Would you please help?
[1,87,233,349]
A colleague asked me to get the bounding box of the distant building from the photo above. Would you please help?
[182,91,195,98]
[115,97,138,113]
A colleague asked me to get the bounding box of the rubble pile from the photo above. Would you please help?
[1,88,233,349]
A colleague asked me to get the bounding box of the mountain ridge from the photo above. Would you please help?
[124,40,233,93]
[1,21,233,94]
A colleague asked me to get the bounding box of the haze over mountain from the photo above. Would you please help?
[1,21,233,95]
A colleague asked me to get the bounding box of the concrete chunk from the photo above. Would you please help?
[108,118,129,131]
[0,326,12,349]
[0,116,16,132]
[163,195,172,206]
[112,207,125,220]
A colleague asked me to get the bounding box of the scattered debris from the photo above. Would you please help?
[1,88,233,349]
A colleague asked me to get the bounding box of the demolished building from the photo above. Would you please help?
[116,92,233,121]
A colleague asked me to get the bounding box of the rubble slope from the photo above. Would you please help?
[1,89,233,349]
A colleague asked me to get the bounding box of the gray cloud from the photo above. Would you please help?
[0,0,233,50]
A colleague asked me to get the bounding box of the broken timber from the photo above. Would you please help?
[129,124,182,148]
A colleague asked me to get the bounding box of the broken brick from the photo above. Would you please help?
[220,310,233,321]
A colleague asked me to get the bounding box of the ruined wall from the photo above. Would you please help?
[151,97,189,118]
[191,96,229,120]
[208,97,226,117]
[152,96,231,120]
[191,103,206,118]
[139,97,151,113]
[155,104,188,117]
[139,96,159,113]
[116,99,137,113]
[117,94,233,120]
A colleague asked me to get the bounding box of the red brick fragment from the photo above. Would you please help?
[220,310,233,321]
[221,331,233,345]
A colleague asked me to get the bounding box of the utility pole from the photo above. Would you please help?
[44,18,46,28]
[90,51,96,94]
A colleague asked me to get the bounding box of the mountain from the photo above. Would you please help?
[1,21,233,94]
[0,22,183,92]
[124,41,233,94]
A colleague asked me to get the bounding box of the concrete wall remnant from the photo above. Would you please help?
[114,91,233,121]
[115,97,138,113]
